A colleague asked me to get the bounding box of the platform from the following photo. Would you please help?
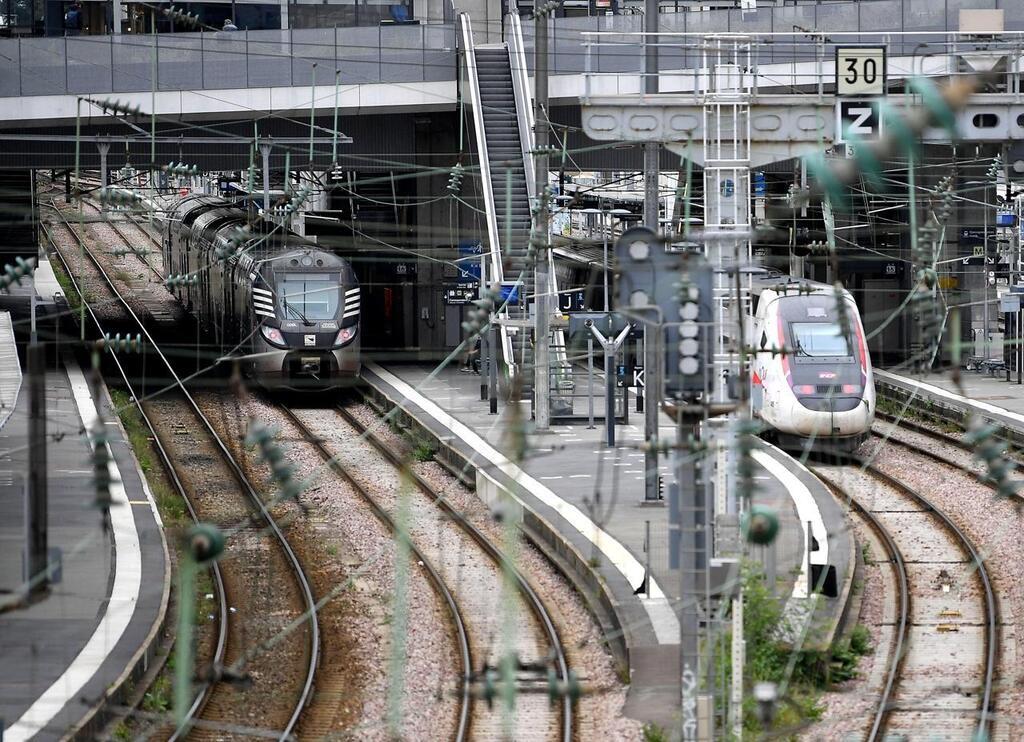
[362,360,854,729]
[0,340,169,739]
[877,368,1024,437]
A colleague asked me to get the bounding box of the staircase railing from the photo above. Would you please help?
[457,12,515,372]
[506,12,571,387]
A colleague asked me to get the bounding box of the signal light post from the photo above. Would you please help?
[614,225,714,740]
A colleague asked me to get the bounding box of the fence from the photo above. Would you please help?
[5,0,1024,99]
[0,24,457,97]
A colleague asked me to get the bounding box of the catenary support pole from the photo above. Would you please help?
[97,141,110,212]
[587,336,595,429]
[642,0,660,502]
[489,322,499,414]
[26,341,47,596]
[533,6,551,430]
[604,345,615,447]
[260,142,272,215]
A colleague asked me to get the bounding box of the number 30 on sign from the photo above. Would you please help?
[835,46,886,97]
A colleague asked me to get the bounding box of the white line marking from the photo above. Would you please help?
[368,362,680,643]
[6,358,142,742]
[751,448,827,600]
[568,474,590,479]
[539,476,563,481]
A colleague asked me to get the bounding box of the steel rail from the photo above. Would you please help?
[45,212,320,740]
[813,466,910,742]
[820,450,997,741]
[75,198,167,282]
[42,220,229,737]
[279,405,473,742]
[875,409,1024,474]
[335,402,575,742]
[863,458,998,741]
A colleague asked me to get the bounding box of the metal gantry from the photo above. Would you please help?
[700,36,753,739]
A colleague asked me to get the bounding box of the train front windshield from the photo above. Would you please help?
[277,274,340,320]
[790,323,851,357]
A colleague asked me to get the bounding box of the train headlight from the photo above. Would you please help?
[260,325,287,348]
[334,325,358,347]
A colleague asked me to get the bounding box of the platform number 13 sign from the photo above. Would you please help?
[835,46,886,97]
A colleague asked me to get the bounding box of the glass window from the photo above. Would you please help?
[277,273,339,321]
[790,322,850,357]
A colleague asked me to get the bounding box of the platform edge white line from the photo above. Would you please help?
[366,361,681,643]
[5,358,142,742]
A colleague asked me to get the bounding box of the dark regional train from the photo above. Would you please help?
[163,195,361,390]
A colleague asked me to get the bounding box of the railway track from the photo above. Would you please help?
[813,449,997,741]
[285,402,575,741]
[43,209,320,740]
[277,405,471,740]
[76,198,166,281]
[40,220,231,738]
[45,196,579,739]
[875,409,1024,478]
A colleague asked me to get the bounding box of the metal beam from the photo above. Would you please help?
[582,93,1024,165]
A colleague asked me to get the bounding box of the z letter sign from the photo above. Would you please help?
[836,99,882,143]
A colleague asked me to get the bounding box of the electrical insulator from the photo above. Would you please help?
[90,423,112,512]
[446,163,464,194]
[0,257,35,292]
[85,97,142,117]
[165,273,198,288]
[96,333,143,353]
[163,161,199,177]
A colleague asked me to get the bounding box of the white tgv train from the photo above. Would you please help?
[749,275,875,450]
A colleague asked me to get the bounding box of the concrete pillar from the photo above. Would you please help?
[260,142,272,214]
[112,0,124,32]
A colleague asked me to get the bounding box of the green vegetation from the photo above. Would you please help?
[405,430,436,462]
[642,723,668,742]
[48,255,82,316]
[829,625,873,684]
[875,395,961,434]
[411,440,435,462]
[108,388,188,528]
[111,721,132,741]
[141,674,171,713]
[196,567,216,625]
[713,565,873,736]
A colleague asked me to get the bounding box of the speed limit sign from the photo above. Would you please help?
[835,46,886,96]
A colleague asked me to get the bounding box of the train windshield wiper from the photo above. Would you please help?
[283,298,314,326]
